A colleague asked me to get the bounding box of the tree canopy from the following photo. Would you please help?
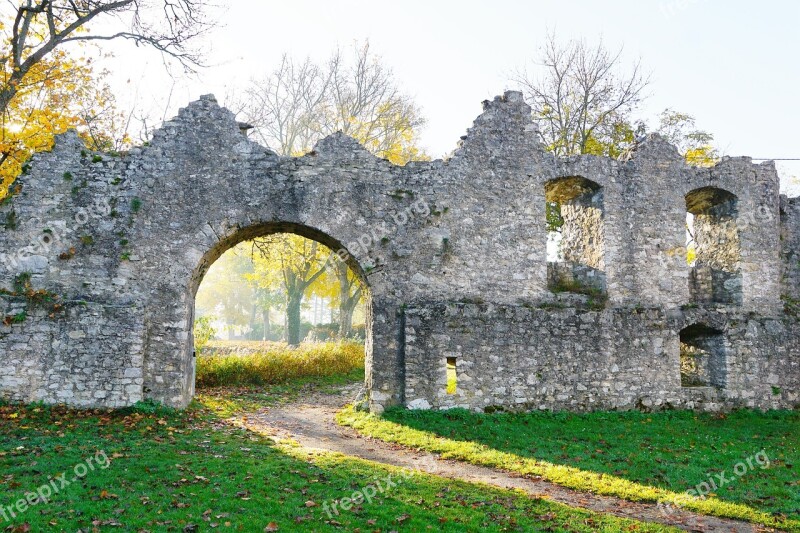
[514,33,649,158]
[0,20,124,195]
[0,0,211,197]
[239,41,428,165]
[514,34,719,166]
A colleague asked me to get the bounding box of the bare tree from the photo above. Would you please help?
[514,34,650,157]
[0,0,211,116]
[239,43,427,340]
[240,41,427,163]
[241,55,330,156]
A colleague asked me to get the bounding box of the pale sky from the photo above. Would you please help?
[94,0,800,194]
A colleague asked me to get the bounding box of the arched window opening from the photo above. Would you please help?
[545,176,605,296]
[679,323,726,388]
[685,187,741,304]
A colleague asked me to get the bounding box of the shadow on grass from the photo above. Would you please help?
[0,390,681,532]
[365,407,799,524]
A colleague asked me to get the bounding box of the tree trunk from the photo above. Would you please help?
[0,86,19,119]
[336,261,360,339]
[286,294,302,346]
[338,300,355,339]
[262,307,270,341]
[249,303,257,339]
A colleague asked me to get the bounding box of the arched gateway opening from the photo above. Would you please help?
[185,222,372,402]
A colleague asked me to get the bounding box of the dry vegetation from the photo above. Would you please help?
[196,340,365,387]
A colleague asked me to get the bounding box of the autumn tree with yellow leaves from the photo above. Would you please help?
[514,34,719,167]
[0,0,211,197]
[250,235,335,346]
[655,108,719,167]
[330,258,363,339]
[0,32,124,195]
[514,34,650,159]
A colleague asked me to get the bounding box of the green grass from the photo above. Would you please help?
[0,391,680,532]
[196,340,365,387]
[338,407,800,531]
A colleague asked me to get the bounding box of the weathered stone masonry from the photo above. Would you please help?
[0,91,797,412]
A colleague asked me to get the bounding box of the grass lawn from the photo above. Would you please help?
[338,406,800,531]
[0,380,681,532]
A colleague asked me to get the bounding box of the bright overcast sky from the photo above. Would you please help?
[94,0,800,195]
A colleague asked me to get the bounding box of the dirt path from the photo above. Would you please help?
[241,384,773,533]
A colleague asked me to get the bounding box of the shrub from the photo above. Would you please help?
[195,341,364,387]
[307,322,339,341]
[350,323,366,340]
[193,316,217,354]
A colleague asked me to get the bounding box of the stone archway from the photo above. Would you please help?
[166,222,373,407]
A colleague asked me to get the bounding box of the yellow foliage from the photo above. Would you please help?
[354,103,430,165]
[0,17,125,198]
[248,234,335,298]
[310,100,428,165]
[685,145,719,168]
[195,340,364,387]
[687,245,698,266]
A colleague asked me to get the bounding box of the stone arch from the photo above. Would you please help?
[544,175,605,295]
[190,222,369,299]
[685,186,741,304]
[141,221,373,408]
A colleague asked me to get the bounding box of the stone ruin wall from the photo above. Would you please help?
[0,91,797,413]
[560,198,605,271]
